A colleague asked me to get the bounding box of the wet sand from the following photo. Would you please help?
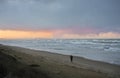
[0,44,120,78]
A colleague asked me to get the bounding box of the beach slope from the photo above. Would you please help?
[0,44,120,78]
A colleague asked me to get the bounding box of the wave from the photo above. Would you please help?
[0,39,120,65]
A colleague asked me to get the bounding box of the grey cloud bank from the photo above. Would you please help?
[0,0,120,33]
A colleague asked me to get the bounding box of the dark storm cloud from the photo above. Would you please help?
[0,0,120,33]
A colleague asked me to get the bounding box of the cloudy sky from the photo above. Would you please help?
[0,0,120,39]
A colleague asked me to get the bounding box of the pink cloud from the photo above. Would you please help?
[60,32,120,39]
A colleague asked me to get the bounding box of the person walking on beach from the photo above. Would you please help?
[70,55,73,62]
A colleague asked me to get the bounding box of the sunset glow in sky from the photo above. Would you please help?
[0,29,120,39]
[0,0,120,39]
[0,29,53,39]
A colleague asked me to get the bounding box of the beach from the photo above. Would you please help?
[0,44,120,78]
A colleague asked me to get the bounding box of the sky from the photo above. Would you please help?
[0,0,120,39]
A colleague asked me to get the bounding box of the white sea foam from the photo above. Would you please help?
[0,39,120,65]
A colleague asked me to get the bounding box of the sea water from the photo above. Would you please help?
[0,39,120,65]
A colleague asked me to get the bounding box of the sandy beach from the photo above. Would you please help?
[0,44,120,78]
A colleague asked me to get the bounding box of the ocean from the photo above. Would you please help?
[0,39,120,65]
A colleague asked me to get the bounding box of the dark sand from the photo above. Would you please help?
[0,44,120,78]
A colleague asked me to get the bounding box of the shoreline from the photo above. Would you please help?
[0,44,120,78]
[2,44,120,64]
[1,44,120,66]
[0,39,120,65]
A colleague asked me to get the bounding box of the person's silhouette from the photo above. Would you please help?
[70,55,73,62]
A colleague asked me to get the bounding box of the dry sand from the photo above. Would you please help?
[0,44,120,78]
